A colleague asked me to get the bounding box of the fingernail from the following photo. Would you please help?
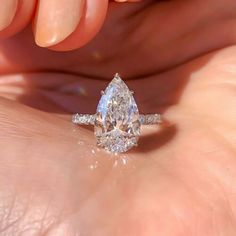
[0,0,18,31]
[35,0,85,47]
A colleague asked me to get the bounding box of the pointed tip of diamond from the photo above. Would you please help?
[112,73,126,87]
[114,73,120,78]
[113,73,123,82]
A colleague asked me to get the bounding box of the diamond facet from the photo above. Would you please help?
[94,74,141,153]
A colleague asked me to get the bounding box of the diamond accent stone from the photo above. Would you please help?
[72,114,95,125]
[139,114,162,125]
[94,74,141,153]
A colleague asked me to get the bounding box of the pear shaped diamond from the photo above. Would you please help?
[94,74,141,153]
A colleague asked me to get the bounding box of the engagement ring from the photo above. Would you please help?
[72,74,162,153]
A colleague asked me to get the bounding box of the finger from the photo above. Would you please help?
[34,0,108,51]
[0,0,37,38]
[0,0,17,32]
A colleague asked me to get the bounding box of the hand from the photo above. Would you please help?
[0,1,235,235]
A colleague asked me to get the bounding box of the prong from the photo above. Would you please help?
[101,90,105,95]
[115,73,120,78]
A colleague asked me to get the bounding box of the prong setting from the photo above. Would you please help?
[72,73,162,153]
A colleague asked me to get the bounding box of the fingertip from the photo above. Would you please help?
[35,0,108,51]
[0,0,37,39]
[0,0,18,32]
[34,0,86,48]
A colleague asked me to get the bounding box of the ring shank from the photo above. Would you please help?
[139,114,162,125]
[72,113,162,125]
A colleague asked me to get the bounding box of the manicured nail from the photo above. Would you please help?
[0,0,18,31]
[35,0,85,47]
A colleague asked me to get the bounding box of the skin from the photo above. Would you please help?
[0,0,235,235]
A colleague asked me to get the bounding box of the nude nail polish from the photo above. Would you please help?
[35,0,85,47]
[0,0,18,31]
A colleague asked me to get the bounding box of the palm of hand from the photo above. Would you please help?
[0,1,235,235]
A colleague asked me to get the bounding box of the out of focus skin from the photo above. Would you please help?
[0,0,235,235]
